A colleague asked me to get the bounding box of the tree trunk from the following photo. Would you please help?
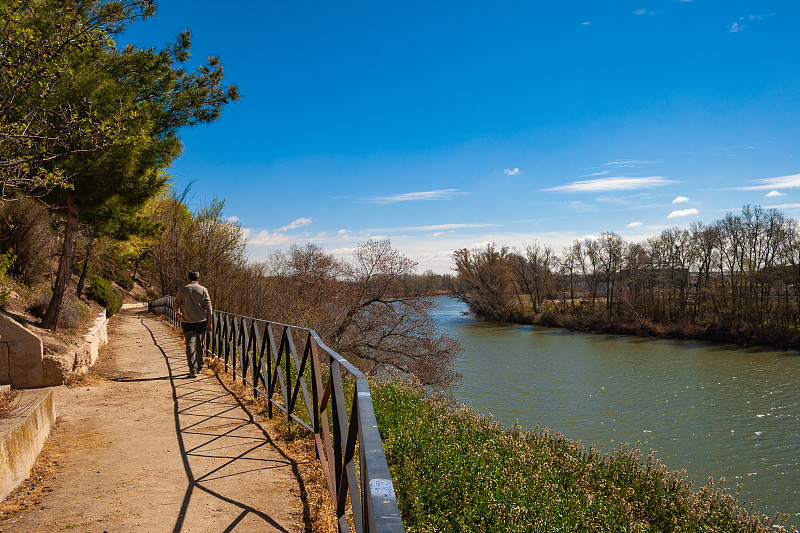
[75,230,95,297]
[42,195,80,330]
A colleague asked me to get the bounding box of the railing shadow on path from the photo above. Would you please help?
[140,315,311,532]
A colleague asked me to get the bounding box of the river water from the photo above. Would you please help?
[431,296,800,524]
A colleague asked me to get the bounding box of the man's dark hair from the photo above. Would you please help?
[188,270,200,281]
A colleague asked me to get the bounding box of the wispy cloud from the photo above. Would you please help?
[766,203,800,211]
[734,173,800,191]
[545,176,674,193]
[505,168,521,175]
[226,215,240,223]
[360,189,464,204]
[627,221,643,228]
[667,208,699,219]
[729,12,773,33]
[765,190,785,197]
[568,201,597,212]
[581,170,611,177]
[606,160,657,167]
[672,196,689,204]
[390,223,496,232]
[278,217,312,232]
[581,21,591,26]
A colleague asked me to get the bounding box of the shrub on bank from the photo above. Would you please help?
[29,293,90,330]
[87,276,123,317]
[371,379,789,532]
[117,275,134,291]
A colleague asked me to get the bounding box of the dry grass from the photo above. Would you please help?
[62,371,106,388]
[0,388,18,419]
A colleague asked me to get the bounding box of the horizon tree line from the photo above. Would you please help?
[454,205,800,347]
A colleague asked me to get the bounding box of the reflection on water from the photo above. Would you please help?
[433,296,800,523]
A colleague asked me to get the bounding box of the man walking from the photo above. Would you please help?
[175,270,213,377]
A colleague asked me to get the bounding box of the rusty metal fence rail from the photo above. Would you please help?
[148,296,404,533]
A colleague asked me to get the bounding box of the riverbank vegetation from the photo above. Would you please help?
[454,206,800,348]
[371,378,794,532]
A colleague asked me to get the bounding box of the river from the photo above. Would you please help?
[431,296,800,524]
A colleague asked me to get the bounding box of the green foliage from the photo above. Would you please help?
[0,0,156,198]
[371,379,780,532]
[0,251,14,307]
[87,276,122,317]
[117,275,134,291]
[24,0,238,330]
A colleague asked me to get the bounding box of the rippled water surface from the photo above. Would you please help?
[432,297,800,523]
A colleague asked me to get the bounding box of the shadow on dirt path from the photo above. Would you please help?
[0,309,307,532]
[142,319,301,533]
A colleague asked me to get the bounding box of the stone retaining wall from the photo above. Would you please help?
[0,310,108,388]
[0,389,56,501]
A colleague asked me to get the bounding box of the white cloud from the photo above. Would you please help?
[581,21,591,25]
[633,9,647,15]
[504,168,521,175]
[361,189,464,204]
[627,221,643,228]
[729,22,741,33]
[667,208,699,219]
[735,173,800,191]
[545,176,674,193]
[226,215,240,223]
[278,217,312,232]
[672,196,689,204]
[245,229,290,247]
[765,190,785,197]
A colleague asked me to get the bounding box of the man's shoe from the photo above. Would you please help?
[188,370,196,378]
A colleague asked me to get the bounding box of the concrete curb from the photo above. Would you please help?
[81,310,108,369]
[0,388,56,501]
[121,302,148,310]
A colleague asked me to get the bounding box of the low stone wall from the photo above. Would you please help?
[0,310,108,388]
[0,388,56,501]
[82,311,108,369]
[0,314,44,389]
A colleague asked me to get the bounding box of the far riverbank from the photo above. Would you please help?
[453,296,800,351]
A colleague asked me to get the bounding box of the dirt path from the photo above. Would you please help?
[0,309,307,532]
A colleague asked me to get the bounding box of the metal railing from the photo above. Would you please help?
[148,296,404,533]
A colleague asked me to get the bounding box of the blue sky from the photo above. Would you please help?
[121,1,800,273]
